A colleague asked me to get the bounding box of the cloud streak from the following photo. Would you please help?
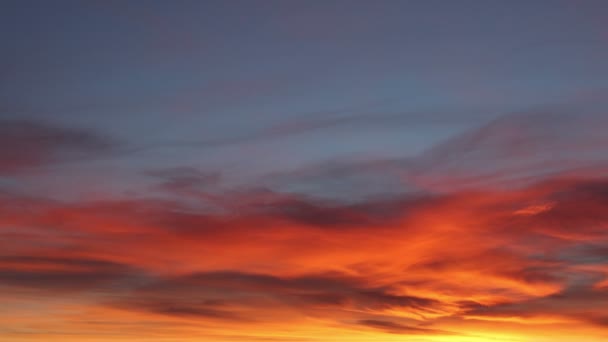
[0,119,118,174]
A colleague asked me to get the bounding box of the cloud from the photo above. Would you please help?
[261,110,608,200]
[110,270,444,327]
[356,319,449,335]
[146,167,222,188]
[1,111,608,340]
[0,119,117,174]
[263,158,409,201]
[0,255,143,292]
[407,111,608,191]
[166,106,479,152]
[0,178,606,339]
[464,284,608,327]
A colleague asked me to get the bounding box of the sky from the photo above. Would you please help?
[1,1,608,341]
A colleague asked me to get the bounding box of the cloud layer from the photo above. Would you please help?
[1,112,608,341]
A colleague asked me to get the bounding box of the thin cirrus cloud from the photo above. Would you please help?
[406,111,608,191]
[263,110,608,200]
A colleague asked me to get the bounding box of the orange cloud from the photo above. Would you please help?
[2,112,608,341]
[2,174,608,341]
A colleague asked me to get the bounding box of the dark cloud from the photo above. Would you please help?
[465,283,608,327]
[517,179,608,241]
[115,299,246,321]
[0,119,117,174]
[0,255,143,292]
[263,158,409,201]
[111,271,442,322]
[252,196,404,228]
[356,319,449,335]
[145,167,222,192]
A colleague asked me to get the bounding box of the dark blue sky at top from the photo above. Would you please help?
[1,0,608,198]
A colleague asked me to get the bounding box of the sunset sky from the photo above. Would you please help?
[2,1,608,341]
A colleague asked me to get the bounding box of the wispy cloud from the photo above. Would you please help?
[0,119,118,174]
